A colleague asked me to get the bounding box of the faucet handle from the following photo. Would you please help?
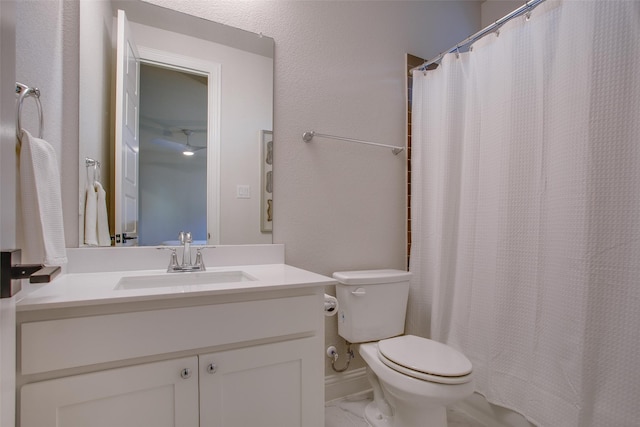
[157,247,180,272]
[168,249,180,272]
[194,248,206,271]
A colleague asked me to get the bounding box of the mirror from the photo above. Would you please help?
[79,0,274,247]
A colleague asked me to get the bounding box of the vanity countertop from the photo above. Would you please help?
[16,264,336,312]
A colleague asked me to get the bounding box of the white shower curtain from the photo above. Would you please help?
[408,1,640,426]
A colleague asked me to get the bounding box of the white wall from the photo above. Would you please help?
[16,0,481,383]
[481,0,523,27]
[1,1,16,251]
[0,3,17,426]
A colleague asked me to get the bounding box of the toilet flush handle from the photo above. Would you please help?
[351,288,366,296]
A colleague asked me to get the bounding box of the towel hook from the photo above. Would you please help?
[16,82,44,142]
[85,157,101,184]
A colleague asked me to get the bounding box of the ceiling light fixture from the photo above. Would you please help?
[182,129,196,156]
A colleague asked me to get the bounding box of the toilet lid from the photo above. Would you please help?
[378,335,472,383]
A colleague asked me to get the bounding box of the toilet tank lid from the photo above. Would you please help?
[333,269,412,285]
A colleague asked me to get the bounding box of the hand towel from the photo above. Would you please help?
[84,183,98,246]
[19,129,67,265]
[95,182,111,246]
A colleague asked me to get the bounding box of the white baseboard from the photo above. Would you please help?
[324,367,370,403]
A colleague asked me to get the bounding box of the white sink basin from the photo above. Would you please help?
[115,270,257,290]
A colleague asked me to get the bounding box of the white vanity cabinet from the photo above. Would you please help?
[17,286,325,427]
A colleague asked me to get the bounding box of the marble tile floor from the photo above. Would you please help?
[325,393,487,427]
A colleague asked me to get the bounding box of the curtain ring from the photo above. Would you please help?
[523,0,533,21]
[455,45,461,59]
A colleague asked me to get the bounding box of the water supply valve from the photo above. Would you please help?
[327,345,338,361]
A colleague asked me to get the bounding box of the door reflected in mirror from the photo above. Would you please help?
[79,0,274,247]
[139,63,208,246]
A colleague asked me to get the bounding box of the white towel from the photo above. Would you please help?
[95,182,111,246]
[19,130,67,265]
[84,184,98,246]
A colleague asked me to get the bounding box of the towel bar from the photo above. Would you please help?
[302,130,404,155]
[1,249,61,298]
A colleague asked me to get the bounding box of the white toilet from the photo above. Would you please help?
[334,269,474,427]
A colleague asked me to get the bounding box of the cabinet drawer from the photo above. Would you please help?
[21,295,319,375]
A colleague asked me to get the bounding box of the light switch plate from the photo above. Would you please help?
[236,185,251,199]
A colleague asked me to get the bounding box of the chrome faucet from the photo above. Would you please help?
[179,231,192,267]
[162,231,206,273]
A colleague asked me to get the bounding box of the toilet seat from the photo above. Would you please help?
[377,335,472,385]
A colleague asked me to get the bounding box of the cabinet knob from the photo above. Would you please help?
[180,368,192,379]
[206,363,217,374]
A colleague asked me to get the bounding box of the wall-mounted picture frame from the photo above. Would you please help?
[260,130,273,233]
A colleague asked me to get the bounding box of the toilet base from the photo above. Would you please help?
[364,401,392,427]
[364,399,447,427]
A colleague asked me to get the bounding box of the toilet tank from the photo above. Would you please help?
[333,269,412,343]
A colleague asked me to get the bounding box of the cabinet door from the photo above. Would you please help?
[199,337,323,427]
[21,357,199,427]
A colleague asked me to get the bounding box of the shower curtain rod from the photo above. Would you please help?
[411,0,546,73]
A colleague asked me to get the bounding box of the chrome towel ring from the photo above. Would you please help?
[16,82,44,142]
